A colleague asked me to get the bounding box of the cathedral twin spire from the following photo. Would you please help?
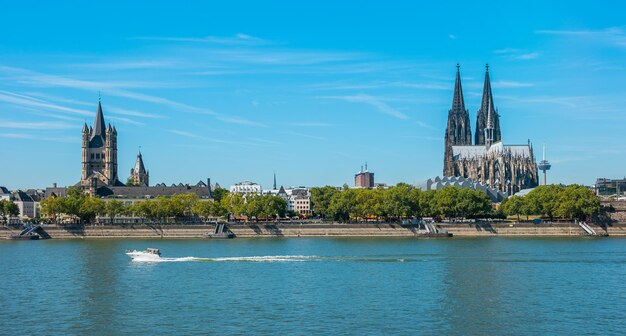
[443,64,503,175]
[445,63,502,147]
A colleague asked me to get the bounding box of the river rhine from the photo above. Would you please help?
[1,237,624,335]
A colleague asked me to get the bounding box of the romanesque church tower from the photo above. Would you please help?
[80,99,122,188]
[443,64,472,176]
[475,64,501,145]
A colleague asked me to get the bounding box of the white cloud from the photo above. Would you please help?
[0,119,74,130]
[0,90,91,117]
[448,34,457,40]
[322,94,409,120]
[493,48,540,60]
[107,107,165,119]
[491,81,534,88]
[536,27,626,47]
[216,115,267,128]
[513,52,540,60]
[133,33,268,45]
[285,122,335,127]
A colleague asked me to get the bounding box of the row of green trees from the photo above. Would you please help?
[40,187,287,224]
[38,184,601,224]
[0,199,20,221]
[501,185,600,221]
[311,184,493,221]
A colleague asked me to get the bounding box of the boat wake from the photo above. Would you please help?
[131,254,416,263]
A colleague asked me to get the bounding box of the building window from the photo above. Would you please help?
[102,154,105,160]
[91,153,94,159]
[96,153,101,159]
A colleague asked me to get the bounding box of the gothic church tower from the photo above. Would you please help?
[475,64,502,145]
[443,64,472,176]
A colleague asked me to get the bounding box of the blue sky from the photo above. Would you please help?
[1,1,625,190]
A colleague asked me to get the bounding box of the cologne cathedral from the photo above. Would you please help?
[443,65,538,195]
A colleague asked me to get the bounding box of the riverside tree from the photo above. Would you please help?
[0,199,20,222]
[502,185,600,221]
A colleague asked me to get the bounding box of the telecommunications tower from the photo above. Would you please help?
[537,144,551,185]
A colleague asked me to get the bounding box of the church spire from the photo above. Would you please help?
[443,64,472,176]
[273,172,277,190]
[134,150,146,174]
[92,99,107,138]
[485,94,494,149]
[475,64,501,145]
[451,63,466,114]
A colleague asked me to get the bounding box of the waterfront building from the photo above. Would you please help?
[594,177,626,197]
[416,176,506,202]
[230,181,262,194]
[443,65,538,195]
[11,190,38,218]
[265,186,312,215]
[355,163,375,189]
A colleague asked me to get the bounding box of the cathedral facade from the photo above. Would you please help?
[443,65,538,195]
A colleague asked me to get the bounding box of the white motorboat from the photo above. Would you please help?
[126,248,162,261]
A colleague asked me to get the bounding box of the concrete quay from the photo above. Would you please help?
[2,222,625,239]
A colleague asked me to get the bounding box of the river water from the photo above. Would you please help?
[1,237,624,335]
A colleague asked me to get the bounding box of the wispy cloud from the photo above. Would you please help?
[448,34,457,40]
[321,94,409,120]
[169,129,277,147]
[416,120,436,130]
[536,27,626,47]
[0,119,75,130]
[282,131,326,141]
[285,122,335,127]
[492,80,534,88]
[311,81,448,91]
[107,116,144,126]
[0,133,33,139]
[494,48,520,54]
[107,107,165,119]
[133,33,269,45]
[493,49,540,60]
[0,90,91,117]
[216,115,267,128]
[72,60,182,71]
[514,52,540,60]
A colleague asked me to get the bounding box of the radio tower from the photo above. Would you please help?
[537,144,551,185]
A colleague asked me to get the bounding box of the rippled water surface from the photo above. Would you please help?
[1,237,625,335]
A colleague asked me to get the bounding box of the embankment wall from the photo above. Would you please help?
[2,222,625,239]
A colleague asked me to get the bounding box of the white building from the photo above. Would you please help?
[230,181,262,194]
[12,190,38,219]
[266,186,311,216]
